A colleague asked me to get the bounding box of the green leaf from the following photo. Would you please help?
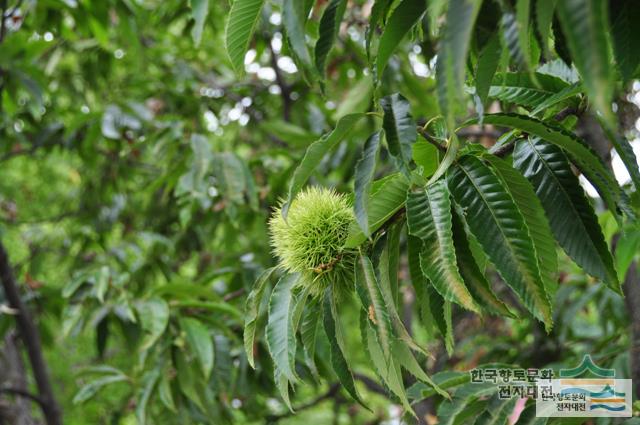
[376,0,427,77]
[282,0,313,67]
[487,72,571,109]
[516,0,532,69]
[158,373,176,413]
[361,313,414,415]
[355,254,392,360]
[450,210,515,317]
[474,113,621,214]
[530,82,582,117]
[224,0,265,75]
[323,289,367,407]
[274,369,294,411]
[391,339,448,398]
[366,0,392,60]
[482,153,559,298]
[300,300,321,375]
[181,318,214,378]
[475,395,518,425]
[610,0,640,81]
[447,155,553,329]
[408,370,469,400]
[345,172,410,248]
[136,298,170,351]
[315,0,347,77]
[190,0,209,46]
[284,113,365,218]
[73,374,129,404]
[135,367,160,425]
[437,382,498,425]
[535,0,557,57]
[513,138,620,292]
[406,181,479,312]
[556,0,615,124]
[381,93,417,175]
[244,267,276,369]
[260,120,317,146]
[475,32,502,106]
[436,0,482,126]
[375,232,430,356]
[266,273,299,382]
[354,131,382,236]
[413,140,439,177]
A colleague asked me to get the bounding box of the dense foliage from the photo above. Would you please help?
[1,0,640,424]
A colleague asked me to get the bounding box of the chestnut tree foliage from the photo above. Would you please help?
[1,0,640,423]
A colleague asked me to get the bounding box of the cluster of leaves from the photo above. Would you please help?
[233,0,640,420]
[0,0,639,423]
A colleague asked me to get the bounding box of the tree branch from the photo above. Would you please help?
[265,384,342,423]
[417,127,447,153]
[0,387,45,407]
[0,240,62,425]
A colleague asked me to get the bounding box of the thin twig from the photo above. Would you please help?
[223,288,245,302]
[417,127,447,153]
[265,384,342,423]
[0,387,45,407]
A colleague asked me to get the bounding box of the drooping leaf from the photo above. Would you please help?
[437,382,498,425]
[366,0,392,60]
[535,0,557,57]
[224,0,265,75]
[436,0,482,127]
[513,138,620,292]
[274,368,294,412]
[284,113,365,218]
[376,0,428,77]
[181,318,214,378]
[474,113,622,214]
[266,273,299,383]
[475,32,502,107]
[482,154,559,298]
[360,313,415,415]
[381,93,417,175]
[190,0,209,46]
[354,131,382,236]
[556,0,615,125]
[73,374,129,404]
[323,289,367,407]
[300,300,321,375]
[135,367,160,425]
[244,267,276,369]
[374,233,430,356]
[136,298,170,351]
[602,125,640,193]
[447,155,553,329]
[345,172,410,247]
[282,0,313,68]
[610,0,640,81]
[406,181,479,312]
[450,210,515,317]
[315,0,347,77]
[391,339,448,398]
[355,254,392,360]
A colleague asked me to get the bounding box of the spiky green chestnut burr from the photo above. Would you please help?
[269,187,355,296]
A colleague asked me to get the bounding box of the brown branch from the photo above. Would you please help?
[223,288,245,302]
[265,384,342,423]
[0,240,62,425]
[417,127,447,153]
[0,387,45,406]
